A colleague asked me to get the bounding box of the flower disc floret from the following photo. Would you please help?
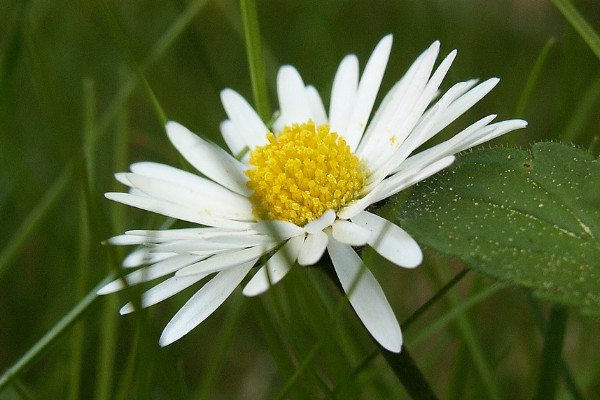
[246,120,367,226]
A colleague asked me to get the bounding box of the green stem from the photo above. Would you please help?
[319,263,438,399]
[240,0,271,121]
[0,276,112,392]
[534,305,568,400]
[380,346,438,400]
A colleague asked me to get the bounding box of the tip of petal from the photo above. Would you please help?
[378,34,394,49]
[383,338,403,353]
[165,120,193,146]
[484,77,500,89]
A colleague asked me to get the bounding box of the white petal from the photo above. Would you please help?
[125,227,260,241]
[276,66,312,129]
[220,120,247,157]
[331,220,371,246]
[98,255,204,295]
[105,192,252,230]
[122,248,173,268]
[329,54,359,136]
[372,155,456,203]
[364,79,466,186]
[176,243,275,276]
[429,78,499,136]
[357,41,440,162]
[395,115,496,174]
[253,220,305,238]
[362,50,457,174]
[456,119,528,151]
[124,173,254,221]
[166,121,251,196]
[342,34,393,151]
[150,239,252,253]
[115,172,131,186]
[120,273,208,315]
[242,235,304,296]
[297,230,328,266]
[327,237,402,353]
[351,211,422,268]
[337,189,381,220]
[220,89,269,149]
[106,234,151,246]
[159,260,254,346]
[306,85,328,125]
[304,209,336,234]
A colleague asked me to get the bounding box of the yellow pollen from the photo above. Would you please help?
[245,120,368,226]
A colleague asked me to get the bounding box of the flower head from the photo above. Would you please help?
[99,35,527,352]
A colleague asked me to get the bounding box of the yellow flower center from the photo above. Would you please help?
[246,120,367,226]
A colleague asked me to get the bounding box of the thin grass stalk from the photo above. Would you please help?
[560,74,600,143]
[551,0,600,62]
[67,78,97,400]
[0,0,211,283]
[240,0,271,121]
[421,261,504,400]
[526,295,584,399]
[0,276,112,392]
[514,37,556,119]
[99,0,167,127]
[94,67,131,400]
[194,293,245,399]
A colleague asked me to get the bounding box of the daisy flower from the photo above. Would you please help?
[99,35,527,353]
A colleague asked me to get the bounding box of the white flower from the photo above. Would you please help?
[99,35,527,353]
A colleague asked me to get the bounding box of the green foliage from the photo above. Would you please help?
[2,0,600,398]
[396,143,600,314]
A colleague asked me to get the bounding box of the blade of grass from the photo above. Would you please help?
[240,0,271,121]
[412,262,507,400]
[194,292,245,399]
[514,37,556,119]
[94,67,130,400]
[534,305,568,400]
[551,0,600,62]
[0,275,113,392]
[0,0,211,282]
[0,164,72,279]
[98,0,167,127]
[94,0,211,138]
[403,268,470,330]
[560,74,600,143]
[526,295,585,400]
[67,77,97,400]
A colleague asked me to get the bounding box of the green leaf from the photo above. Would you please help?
[393,142,600,315]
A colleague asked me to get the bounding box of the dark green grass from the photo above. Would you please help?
[1,0,599,398]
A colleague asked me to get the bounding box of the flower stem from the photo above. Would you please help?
[321,262,438,399]
[380,345,439,400]
[534,305,568,400]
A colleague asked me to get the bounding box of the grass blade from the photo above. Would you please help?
[551,0,600,62]
[0,276,112,392]
[240,0,271,121]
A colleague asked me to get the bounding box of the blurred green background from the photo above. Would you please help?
[1,0,599,398]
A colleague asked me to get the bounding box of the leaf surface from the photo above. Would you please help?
[393,143,600,314]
